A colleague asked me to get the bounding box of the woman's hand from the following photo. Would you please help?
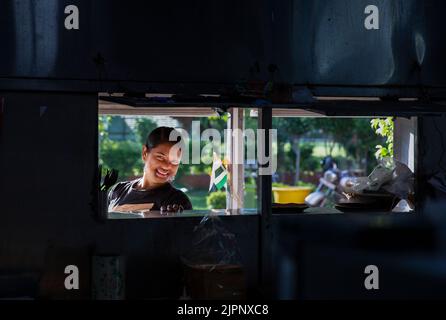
[160,204,184,215]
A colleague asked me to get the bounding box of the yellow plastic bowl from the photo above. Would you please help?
[272,187,313,204]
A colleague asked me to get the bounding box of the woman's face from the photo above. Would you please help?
[142,143,182,185]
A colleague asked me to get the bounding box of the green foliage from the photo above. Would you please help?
[244,112,258,131]
[98,115,111,140]
[274,117,313,139]
[272,117,386,179]
[300,143,314,157]
[245,176,256,186]
[244,185,257,209]
[272,181,315,190]
[312,118,352,155]
[206,191,227,209]
[200,115,228,132]
[313,118,383,165]
[190,163,211,175]
[99,116,155,181]
[100,139,143,179]
[187,190,209,210]
[276,142,295,173]
[135,118,158,145]
[371,117,394,160]
[299,143,320,172]
[295,181,316,191]
[272,182,290,188]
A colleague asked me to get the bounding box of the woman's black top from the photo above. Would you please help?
[108,178,193,211]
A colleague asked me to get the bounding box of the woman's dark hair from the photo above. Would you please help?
[145,127,182,149]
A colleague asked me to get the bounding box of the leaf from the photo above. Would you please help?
[371,117,394,160]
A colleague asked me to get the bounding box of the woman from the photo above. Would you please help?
[108,126,192,214]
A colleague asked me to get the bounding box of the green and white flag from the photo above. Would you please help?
[209,152,228,192]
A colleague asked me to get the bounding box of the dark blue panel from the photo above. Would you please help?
[0,0,271,83]
[1,0,446,93]
[0,0,95,79]
[275,0,446,86]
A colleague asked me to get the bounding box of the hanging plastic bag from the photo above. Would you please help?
[352,157,396,193]
[351,157,414,200]
[381,161,414,200]
[181,215,246,299]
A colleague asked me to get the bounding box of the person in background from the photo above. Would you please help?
[108,127,192,214]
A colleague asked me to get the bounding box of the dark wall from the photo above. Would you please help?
[1,91,445,300]
[0,0,271,83]
[417,116,446,202]
[0,92,259,299]
[2,1,446,96]
[276,0,446,86]
[270,115,446,299]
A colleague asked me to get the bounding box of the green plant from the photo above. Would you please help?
[272,182,290,188]
[100,140,143,179]
[99,116,143,180]
[273,117,314,182]
[135,117,158,145]
[206,191,227,209]
[245,176,256,186]
[296,181,316,191]
[272,181,315,191]
[371,117,394,160]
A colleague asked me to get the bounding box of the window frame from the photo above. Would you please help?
[98,100,264,218]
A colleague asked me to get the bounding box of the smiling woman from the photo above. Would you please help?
[107,127,193,214]
[98,100,260,216]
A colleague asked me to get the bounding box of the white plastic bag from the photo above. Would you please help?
[352,157,395,193]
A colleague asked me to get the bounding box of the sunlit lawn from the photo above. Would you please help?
[278,141,347,158]
[187,186,257,210]
[311,142,347,158]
